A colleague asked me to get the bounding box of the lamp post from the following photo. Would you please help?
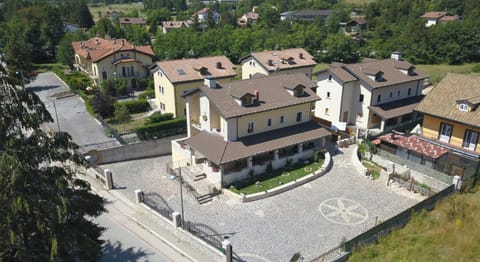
[175,167,185,229]
[47,98,61,132]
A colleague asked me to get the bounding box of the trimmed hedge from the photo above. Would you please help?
[117,99,150,114]
[136,118,187,140]
[144,112,174,125]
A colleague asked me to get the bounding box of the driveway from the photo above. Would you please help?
[27,72,116,148]
[101,145,420,261]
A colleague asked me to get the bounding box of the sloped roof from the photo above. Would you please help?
[328,58,427,88]
[420,11,447,19]
[369,95,424,119]
[416,73,480,128]
[72,37,154,63]
[241,48,316,72]
[198,73,319,119]
[119,17,146,25]
[154,56,236,84]
[185,121,331,165]
[162,20,192,29]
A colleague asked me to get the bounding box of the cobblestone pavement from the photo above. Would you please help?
[102,145,419,261]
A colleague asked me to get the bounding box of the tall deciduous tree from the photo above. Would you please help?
[0,64,105,260]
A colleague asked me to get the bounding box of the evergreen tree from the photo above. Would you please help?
[78,1,94,29]
[0,63,105,260]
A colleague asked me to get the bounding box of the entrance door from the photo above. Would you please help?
[439,123,452,143]
[463,130,479,151]
[342,111,348,122]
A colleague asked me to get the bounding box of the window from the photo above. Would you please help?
[459,103,469,112]
[122,66,126,77]
[294,87,304,97]
[408,88,412,96]
[328,75,332,81]
[160,102,165,111]
[325,108,329,114]
[247,122,254,133]
[267,118,272,126]
[439,123,453,143]
[327,91,330,98]
[463,130,479,150]
[389,92,393,98]
[397,90,401,96]
[296,112,302,122]
[280,116,284,123]
[241,95,253,106]
[159,85,164,94]
[377,94,381,103]
[359,94,364,102]
[130,66,135,76]
[102,71,107,81]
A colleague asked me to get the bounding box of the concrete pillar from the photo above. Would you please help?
[104,169,113,190]
[380,120,386,132]
[222,239,232,262]
[248,157,253,168]
[134,189,144,204]
[172,211,182,228]
[192,155,197,166]
[274,150,279,160]
[453,175,462,191]
[298,143,303,153]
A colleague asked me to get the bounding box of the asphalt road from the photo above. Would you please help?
[27,72,116,147]
[97,200,190,262]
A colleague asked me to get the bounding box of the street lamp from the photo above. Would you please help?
[47,97,61,132]
[174,167,185,229]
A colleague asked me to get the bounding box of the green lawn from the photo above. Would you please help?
[416,63,480,84]
[33,62,66,73]
[348,187,480,261]
[230,159,324,195]
[107,112,146,134]
[89,3,145,19]
[362,161,382,179]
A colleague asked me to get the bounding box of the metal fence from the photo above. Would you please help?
[377,149,453,184]
[143,192,174,220]
[183,221,225,252]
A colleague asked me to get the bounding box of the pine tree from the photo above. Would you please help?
[78,1,94,29]
[0,63,105,260]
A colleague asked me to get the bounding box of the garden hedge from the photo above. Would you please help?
[136,118,187,140]
[117,99,150,114]
[144,112,174,125]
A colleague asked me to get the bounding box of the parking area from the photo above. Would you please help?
[28,72,116,147]
[102,145,420,261]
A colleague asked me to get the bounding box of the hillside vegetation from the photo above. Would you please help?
[349,189,480,261]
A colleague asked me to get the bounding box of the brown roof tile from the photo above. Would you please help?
[420,11,448,19]
[185,121,331,164]
[119,17,146,25]
[72,37,154,63]
[330,59,427,88]
[378,134,448,159]
[416,73,480,128]
[243,48,316,72]
[199,73,319,119]
[154,56,236,84]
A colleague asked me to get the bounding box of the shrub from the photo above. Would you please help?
[144,112,173,125]
[136,118,187,140]
[138,89,155,100]
[138,78,151,89]
[117,99,150,114]
[266,162,273,173]
[90,91,116,118]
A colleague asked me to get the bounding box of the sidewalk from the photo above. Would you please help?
[79,168,221,262]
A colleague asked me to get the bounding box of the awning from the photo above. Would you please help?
[369,95,424,119]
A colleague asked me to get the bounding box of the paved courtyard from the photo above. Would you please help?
[102,146,420,261]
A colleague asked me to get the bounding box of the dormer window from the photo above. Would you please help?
[241,94,254,106]
[459,103,469,112]
[407,67,417,76]
[375,72,385,82]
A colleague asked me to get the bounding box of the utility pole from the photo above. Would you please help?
[178,167,185,229]
[53,100,61,132]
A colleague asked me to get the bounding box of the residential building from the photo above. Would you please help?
[415,73,480,178]
[105,10,122,21]
[314,53,427,133]
[342,18,367,39]
[161,20,192,33]
[119,17,146,27]
[237,12,259,27]
[63,22,84,33]
[240,48,316,80]
[420,11,461,27]
[194,7,220,24]
[72,37,155,89]
[171,73,330,190]
[151,56,236,118]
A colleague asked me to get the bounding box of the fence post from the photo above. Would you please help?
[134,189,144,204]
[222,239,232,262]
[172,212,182,228]
[104,169,113,190]
[452,175,462,191]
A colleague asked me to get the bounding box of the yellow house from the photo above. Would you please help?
[416,73,480,178]
[171,73,331,191]
[72,37,155,89]
[240,48,316,80]
[151,56,236,118]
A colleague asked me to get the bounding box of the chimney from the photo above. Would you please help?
[113,38,116,44]
[391,51,402,61]
[267,59,274,66]
[121,40,125,46]
[299,52,304,59]
[95,39,99,45]
[216,61,222,69]
[204,76,216,89]
[254,90,259,102]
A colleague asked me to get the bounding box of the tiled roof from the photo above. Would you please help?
[416,73,480,128]
[369,96,424,119]
[329,58,427,88]
[198,73,319,119]
[420,11,447,19]
[440,15,461,21]
[72,37,154,63]
[242,48,316,72]
[185,121,331,165]
[162,20,192,29]
[119,17,146,25]
[378,134,448,159]
[154,56,236,84]
[346,18,367,25]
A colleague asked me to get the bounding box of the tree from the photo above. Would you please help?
[114,103,131,132]
[0,63,105,260]
[78,1,94,29]
[90,91,116,118]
